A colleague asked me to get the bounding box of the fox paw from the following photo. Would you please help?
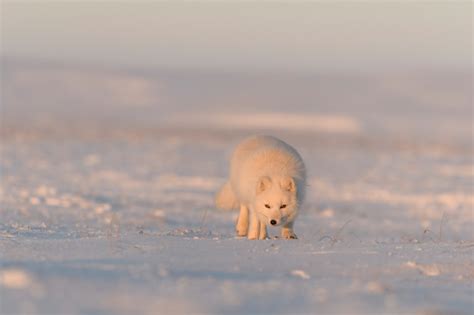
[236,229,247,237]
[282,230,298,240]
[236,224,248,237]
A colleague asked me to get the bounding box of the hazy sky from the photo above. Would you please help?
[2,1,471,72]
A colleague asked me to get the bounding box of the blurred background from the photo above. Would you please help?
[2,1,472,144]
[1,3,473,314]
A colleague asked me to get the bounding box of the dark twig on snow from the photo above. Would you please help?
[439,212,448,242]
[199,207,209,231]
[319,219,352,247]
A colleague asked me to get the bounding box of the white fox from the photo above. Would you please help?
[215,135,306,240]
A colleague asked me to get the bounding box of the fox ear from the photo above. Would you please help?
[256,176,272,194]
[281,177,296,192]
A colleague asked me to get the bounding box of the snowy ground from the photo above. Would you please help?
[1,61,473,314]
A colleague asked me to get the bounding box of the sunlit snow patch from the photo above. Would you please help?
[290,269,311,279]
[0,269,32,289]
[167,113,362,134]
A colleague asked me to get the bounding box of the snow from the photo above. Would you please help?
[1,60,473,315]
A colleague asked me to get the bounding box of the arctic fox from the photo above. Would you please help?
[215,135,306,240]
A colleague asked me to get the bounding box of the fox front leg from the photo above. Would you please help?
[236,204,249,237]
[258,221,268,240]
[247,210,260,240]
[281,221,298,239]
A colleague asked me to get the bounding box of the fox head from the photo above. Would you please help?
[254,176,298,226]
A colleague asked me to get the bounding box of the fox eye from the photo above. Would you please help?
[264,204,271,209]
[280,204,287,209]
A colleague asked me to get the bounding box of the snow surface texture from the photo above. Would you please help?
[1,61,473,315]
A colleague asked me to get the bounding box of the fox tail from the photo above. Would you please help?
[215,181,239,210]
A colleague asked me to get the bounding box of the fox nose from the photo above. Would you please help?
[270,219,277,226]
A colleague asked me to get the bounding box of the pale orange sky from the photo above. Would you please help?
[2,1,471,72]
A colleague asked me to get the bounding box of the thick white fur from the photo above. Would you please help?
[215,135,306,240]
